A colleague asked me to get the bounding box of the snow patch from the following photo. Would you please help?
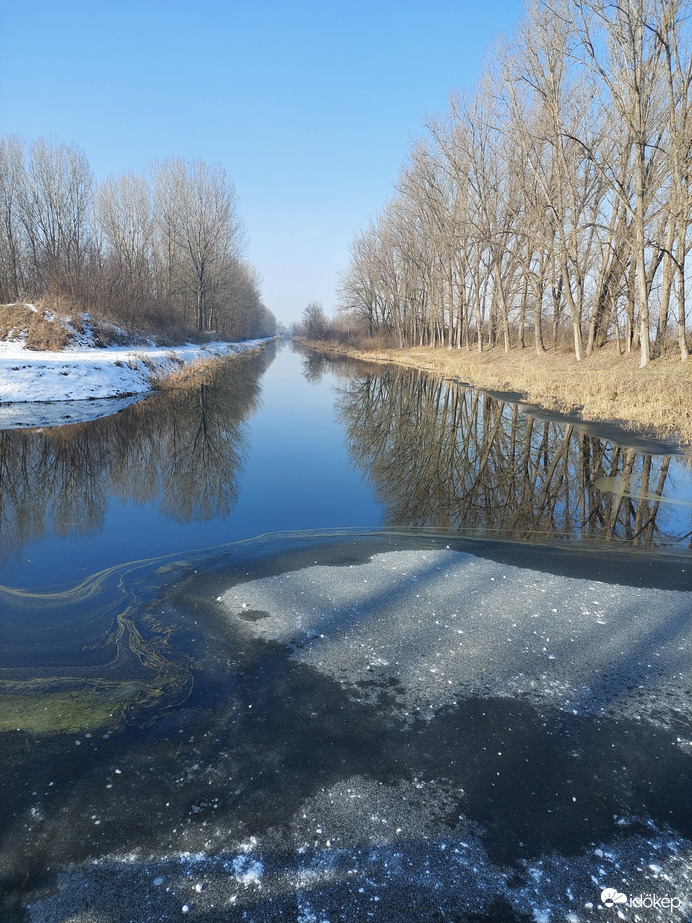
[0,335,272,426]
[231,854,264,886]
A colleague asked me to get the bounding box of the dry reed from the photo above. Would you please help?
[150,357,221,390]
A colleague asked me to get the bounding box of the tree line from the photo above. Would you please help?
[339,0,691,366]
[0,136,275,340]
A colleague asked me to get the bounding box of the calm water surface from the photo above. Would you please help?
[0,343,384,590]
[1,340,690,591]
[1,340,691,921]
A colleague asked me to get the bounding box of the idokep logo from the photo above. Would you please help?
[600,887,682,911]
[601,889,627,907]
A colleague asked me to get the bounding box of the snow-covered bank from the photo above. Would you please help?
[0,335,272,428]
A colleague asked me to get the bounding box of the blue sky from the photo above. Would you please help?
[0,0,525,325]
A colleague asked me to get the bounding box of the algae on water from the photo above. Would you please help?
[0,566,195,736]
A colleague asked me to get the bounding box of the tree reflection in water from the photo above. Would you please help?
[335,363,691,548]
[0,346,273,562]
[300,350,329,383]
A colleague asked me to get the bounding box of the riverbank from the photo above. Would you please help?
[299,339,692,447]
[0,338,271,428]
[0,304,273,427]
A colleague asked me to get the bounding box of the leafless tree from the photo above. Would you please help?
[302,300,329,338]
[0,136,27,303]
[19,137,94,307]
[339,0,691,366]
[0,134,273,340]
[95,171,155,323]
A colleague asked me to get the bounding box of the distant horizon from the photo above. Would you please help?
[0,0,525,325]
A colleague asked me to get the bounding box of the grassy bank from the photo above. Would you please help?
[149,340,270,390]
[299,339,692,448]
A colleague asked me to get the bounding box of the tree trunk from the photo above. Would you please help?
[675,223,689,361]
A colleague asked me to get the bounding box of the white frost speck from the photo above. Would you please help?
[232,854,264,885]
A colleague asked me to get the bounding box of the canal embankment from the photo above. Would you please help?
[0,303,274,426]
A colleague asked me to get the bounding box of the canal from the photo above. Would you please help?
[1,340,691,921]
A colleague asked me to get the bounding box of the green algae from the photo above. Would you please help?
[0,687,128,734]
[0,556,195,737]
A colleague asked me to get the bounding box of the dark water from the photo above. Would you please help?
[1,341,691,921]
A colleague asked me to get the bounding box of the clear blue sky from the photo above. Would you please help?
[0,0,525,325]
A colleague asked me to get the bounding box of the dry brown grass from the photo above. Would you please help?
[1,301,150,350]
[0,302,70,350]
[149,357,218,390]
[151,346,267,390]
[301,339,692,447]
[86,316,134,348]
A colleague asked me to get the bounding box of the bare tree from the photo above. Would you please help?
[0,134,273,341]
[654,0,691,360]
[95,171,154,322]
[571,0,668,366]
[302,300,329,338]
[0,136,27,302]
[340,0,691,369]
[152,157,246,333]
[19,137,94,306]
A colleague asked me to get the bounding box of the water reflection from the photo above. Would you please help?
[300,349,330,383]
[0,346,274,563]
[334,363,692,548]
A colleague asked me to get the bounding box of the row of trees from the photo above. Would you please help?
[0,136,275,339]
[339,0,691,365]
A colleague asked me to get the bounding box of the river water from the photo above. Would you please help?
[1,341,691,922]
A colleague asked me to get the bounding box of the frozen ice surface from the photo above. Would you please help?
[18,544,692,922]
[221,548,692,730]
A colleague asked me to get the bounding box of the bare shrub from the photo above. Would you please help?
[24,320,70,351]
[0,303,32,340]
